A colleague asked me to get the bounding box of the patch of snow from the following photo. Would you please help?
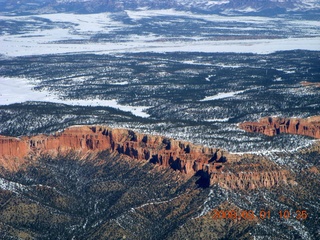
[0,177,26,193]
[111,81,129,85]
[82,218,88,229]
[181,60,212,66]
[274,77,283,81]
[0,77,150,118]
[205,118,229,122]
[238,7,259,13]
[125,9,194,21]
[206,0,229,6]
[200,90,245,101]
[38,13,124,34]
[205,74,214,81]
[215,63,247,68]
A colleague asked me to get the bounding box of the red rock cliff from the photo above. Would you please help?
[239,116,320,139]
[0,125,230,174]
[199,154,292,190]
[0,125,292,190]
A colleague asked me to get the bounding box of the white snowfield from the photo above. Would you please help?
[0,77,150,118]
[1,35,319,57]
[0,10,319,57]
[200,90,245,101]
[0,10,319,119]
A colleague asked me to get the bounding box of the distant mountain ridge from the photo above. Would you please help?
[0,0,319,15]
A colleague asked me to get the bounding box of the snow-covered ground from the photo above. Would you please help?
[0,10,319,150]
[200,90,245,101]
[0,11,319,57]
[205,118,230,122]
[0,77,150,117]
[2,36,320,57]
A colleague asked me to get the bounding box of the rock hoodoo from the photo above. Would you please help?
[0,125,291,190]
[239,116,320,139]
[0,125,230,174]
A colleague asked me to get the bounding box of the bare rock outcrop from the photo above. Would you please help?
[207,168,289,190]
[0,125,291,190]
[200,154,291,190]
[0,136,29,170]
[0,125,229,174]
[239,116,320,139]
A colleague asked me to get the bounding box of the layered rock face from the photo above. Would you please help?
[204,165,289,190]
[200,154,292,190]
[239,116,320,139]
[0,125,291,190]
[0,136,29,170]
[0,125,229,174]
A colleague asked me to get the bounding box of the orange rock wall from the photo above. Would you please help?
[0,136,28,158]
[0,136,29,171]
[239,116,320,139]
[0,125,228,174]
[0,125,292,190]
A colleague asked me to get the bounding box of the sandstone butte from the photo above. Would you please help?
[239,116,320,139]
[0,125,291,190]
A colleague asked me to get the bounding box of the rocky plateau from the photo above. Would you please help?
[0,125,293,190]
[239,116,320,139]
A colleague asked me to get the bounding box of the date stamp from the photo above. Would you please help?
[211,209,308,221]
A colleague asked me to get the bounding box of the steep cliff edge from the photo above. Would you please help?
[0,125,291,190]
[199,154,292,190]
[239,116,320,139]
[0,125,230,174]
